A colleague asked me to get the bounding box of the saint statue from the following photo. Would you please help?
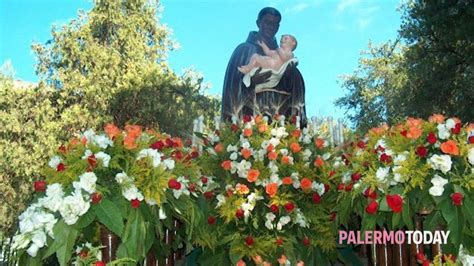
[221,7,306,124]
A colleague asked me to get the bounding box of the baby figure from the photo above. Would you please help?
[238,34,297,74]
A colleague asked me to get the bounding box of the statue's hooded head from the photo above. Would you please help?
[256,7,281,42]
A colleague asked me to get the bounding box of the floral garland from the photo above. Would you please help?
[12,124,202,265]
[194,115,338,265]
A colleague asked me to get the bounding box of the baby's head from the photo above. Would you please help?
[280,34,297,51]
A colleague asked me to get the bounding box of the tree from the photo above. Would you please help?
[336,41,408,132]
[33,0,219,137]
[337,0,473,130]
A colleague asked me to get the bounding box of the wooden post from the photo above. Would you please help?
[100,226,119,263]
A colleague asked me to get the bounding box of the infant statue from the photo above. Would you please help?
[238,34,298,91]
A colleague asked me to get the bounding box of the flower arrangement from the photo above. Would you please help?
[193,115,339,265]
[12,124,202,265]
[334,115,474,258]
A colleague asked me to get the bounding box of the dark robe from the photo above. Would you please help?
[221,31,306,124]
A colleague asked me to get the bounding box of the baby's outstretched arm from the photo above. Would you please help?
[258,40,277,57]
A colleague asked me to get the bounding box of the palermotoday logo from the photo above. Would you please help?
[339,230,450,245]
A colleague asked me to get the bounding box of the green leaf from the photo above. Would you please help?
[42,219,78,266]
[392,212,401,229]
[379,197,390,212]
[95,198,124,237]
[74,208,96,229]
[120,209,147,261]
[402,201,413,230]
[463,197,474,231]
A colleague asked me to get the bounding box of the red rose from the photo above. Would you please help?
[451,123,461,134]
[386,194,403,213]
[357,141,366,149]
[337,184,345,191]
[165,138,174,147]
[345,183,353,191]
[190,151,199,159]
[276,238,283,246]
[230,124,239,132]
[422,260,430,266]
[284,202,295,213]
[469,135,474,144]
[270,204,279,213]
[416,252,427,263]
[235,209,245,218]
[329,212,337,221]
[91,192,102,204]
[451,192,464,206]
[34,180,46,192]
[207,215,216,225]
[57,163,66,172]
[131,199,141,208]
[245,235,254,246]
[376,145,385,152]
[380,153,392,164]
[416,146,428,158]
[171,150,183,160]
[201,176,208,184]
[243,115,252,123]
[312,193,321,204]
[427,132,437,144]
[188,182,196,192]
[58,144,67,153]
[303,237,310,246]
[351,173,361,182]
[88,154,97,167]
[324,184,330,193]
[95,261,106,266]
[365,201,378,215]
[204,191,214,200]
[168,179,181,190]
[400,130,408,137]
[150,140,165,150]
[364,188,378,200]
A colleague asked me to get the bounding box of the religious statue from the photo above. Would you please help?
[221,7,306,124]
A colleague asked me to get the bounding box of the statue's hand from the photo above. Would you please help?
[250,68,272,86]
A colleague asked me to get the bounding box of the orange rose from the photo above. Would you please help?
[247,169,260,182]
[172,137,183,148]
[268,151,278,161]
[252,256,263,264]
[440,140,459,155]
[265,183,278,197]
[104,123,120,139]
[406,126,423,139]
[278,254,288,265]
[296,261,305,266]
[243,128,252,137]
[236,260,246,266]
[370,124,388,136]
[300,178,312,191]
[406,117,423,128]
[123,135,137,150]
[429,114,445,124]
[125,124,142,138]
[267,144,274,152]
[254,115,263,124]
[69,137,80,148]
[258,123,268,133]
[241,148,252,159]
[263,262,272,266]
[236,183,250,195]
[315,138,325,149]
[290,142,301,153]
[282,177,293,185]
[281,156,291,165]
[221,160,232,170]
[314,156,324,167]
[292,129,301,138]
[214,143,224,153]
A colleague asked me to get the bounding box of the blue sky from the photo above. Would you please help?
[0,0,402,120]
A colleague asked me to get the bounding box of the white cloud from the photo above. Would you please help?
[283,0,321,15]
[357,18,372,29]
[337,0,360,13]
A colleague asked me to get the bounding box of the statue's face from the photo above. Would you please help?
[257,14,280,40]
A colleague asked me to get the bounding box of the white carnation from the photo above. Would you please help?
[59,191,90,225]
[163,158,175,170]
[48,156,61,169]
[73,172,97,194]
[437,124,451,140]
[468,148,474,165]
[95,152,111,167]
[122,186,144,201]
[42,183,64,212]
[137,148,162,167]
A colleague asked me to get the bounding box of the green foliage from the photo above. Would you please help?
[337,0,473,130]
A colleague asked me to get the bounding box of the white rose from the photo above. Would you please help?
[42,183,64,212]
[115,172,130,184]
[73,172,97,194]
[445,119,456,129]
[93,134,113,149]
[48,156,61,169]
[95,152,111,167]
[122,186,144,201]
[376,167,390,182]
[437,124,451,140]
[163,158,175,170]
[230,152,238,161]
[27,243,40,257]
[60,191,90,225]
[137,148,162,167]
[468,148,474,165]
[428,154,452,174]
